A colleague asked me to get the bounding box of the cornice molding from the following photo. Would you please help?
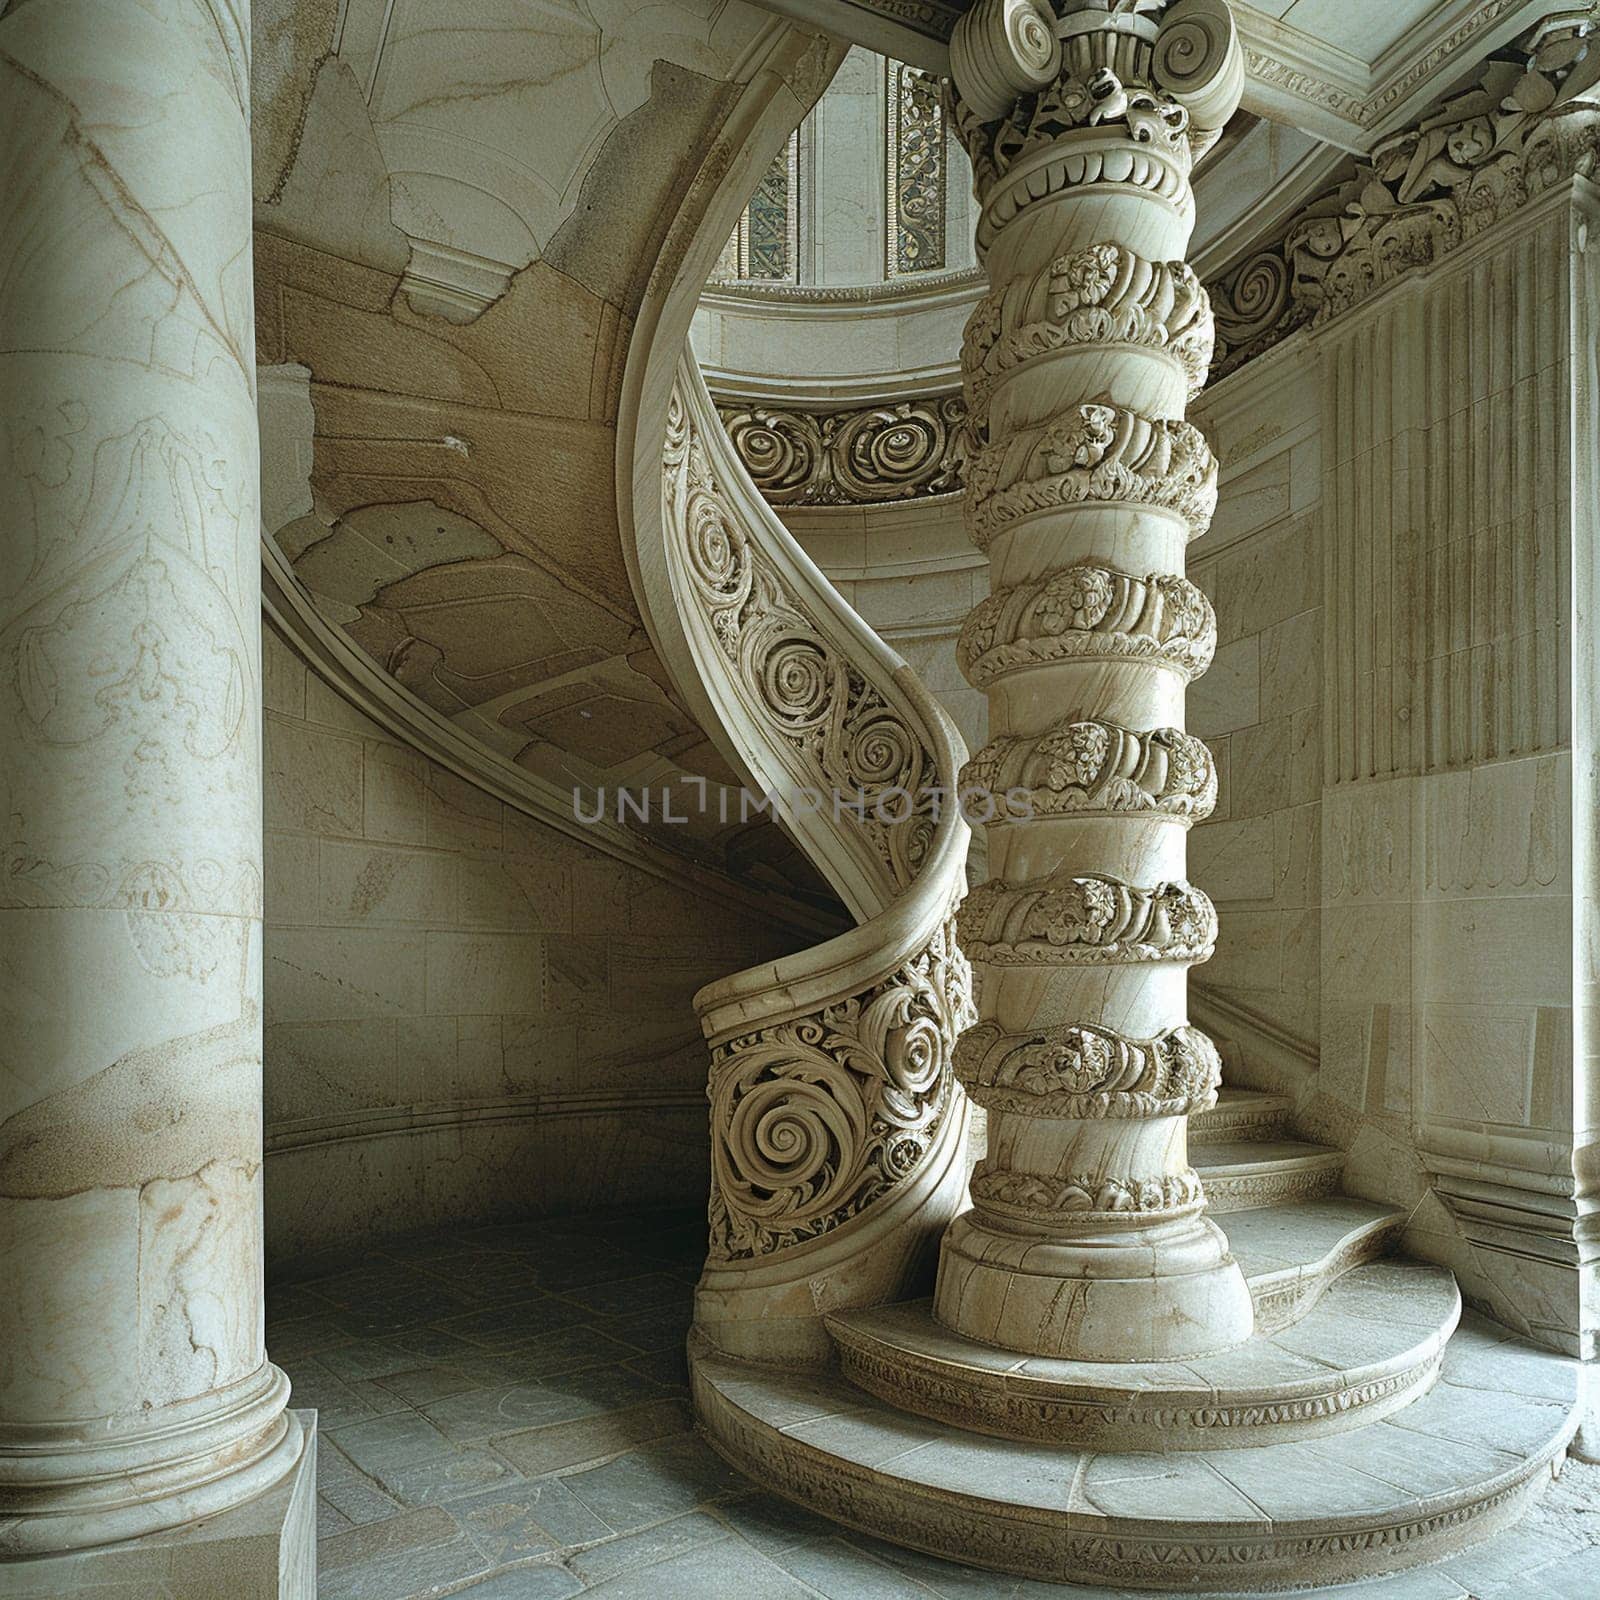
[1210,11,1600,377]
[741,0,1561,150]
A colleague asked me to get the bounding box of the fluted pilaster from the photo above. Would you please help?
[934,0,1255,1360]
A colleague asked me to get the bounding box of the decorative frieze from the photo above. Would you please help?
[956,563,1216,687]
[956,871,1216,966]
[962,718,1217,820]
[716,395,966,506]
[970,1163,1205,1218]
[1211,11,1600,376]
[887,58,949,275]
[965,405,1218,547]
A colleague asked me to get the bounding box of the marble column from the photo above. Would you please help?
[0,0,312,1582]
[934,0,1255,1359]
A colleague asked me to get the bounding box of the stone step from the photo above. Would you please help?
[1189,1086,1293,1146]
[1195,1136,1345,1212]
[692,1312,1580,1592]
[1222,1194,1404,1331]
[828,1260,1460,1448]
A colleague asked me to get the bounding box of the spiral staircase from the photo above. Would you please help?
[615,3,1584,1591]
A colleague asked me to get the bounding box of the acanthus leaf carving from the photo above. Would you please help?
[964,242,1215,427]
[962,717,1217,821]
[956,869,1217,966]
[969,1162,1205,1219]
[965,404,1218,547]
[956,562,1216,686]
[1210,12,1600,377]
[955,1017,1222,1118]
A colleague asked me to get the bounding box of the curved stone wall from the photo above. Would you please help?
[260,613,815,1258]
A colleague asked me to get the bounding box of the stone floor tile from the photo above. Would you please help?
[537,1361,677,1414]
[423,1381,604,1442]
[372,1363,484,1406]
[263,1314,351,1363]
[555,1273,693,1319]
[264,1283,337,1322]
[1433,1520,1591,1596]
[593,1306,693,1355]
[704,1491,842,1557]
[435,1295,595,1349]
[316,1441,404,1527]
[316,1495,354,1539]
[318,1504,461,1573]
[568,1509,732,1583]
[330,1409,459,1475]
[457,1563,585,1598]
[321,1338,444,1383]
[319,1536,490,1599]
[574,1538,821,1598]
[619,1349,690,1389]
[493,1397,694,1477]
[1528,1544,1600,1598]
[560,1433,751,1533]
[276,1357,381,1431]
[502,1323,642,1378]
[373,1445,520,1506]
[453,1475,614,1558]
[771,1534,948,1598]
[852,1536,1035,1600]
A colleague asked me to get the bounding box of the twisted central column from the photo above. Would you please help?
[934,0,1255,1361]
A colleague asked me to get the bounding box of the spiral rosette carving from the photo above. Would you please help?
[957,563,1215,687]
[717,397,965,507]
[955,1018,1222,1119]
[707,917,975,1260]
[971,1163,1205,1221]
[962,718,1216,821]
[966,403,1218,546]
[669,390,940,891]
[957,870,1216,966]
[718,407,823,501]
[964,244,1213,424]
[1210,246,1297,375]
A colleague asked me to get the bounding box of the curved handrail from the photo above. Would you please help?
[615,24,976,1364]
[663,357,976,1363]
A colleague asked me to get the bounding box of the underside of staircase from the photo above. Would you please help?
[690,1085,1582,1591]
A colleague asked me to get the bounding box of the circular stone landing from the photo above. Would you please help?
[690,1312,1580,1592]
[828,1260,1460,1448]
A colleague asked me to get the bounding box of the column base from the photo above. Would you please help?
[934,1210,1255,1360]
[0,1411,316,1600]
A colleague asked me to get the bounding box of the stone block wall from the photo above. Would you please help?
[261,620,794,1260]
[1188,351,1324,1052]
